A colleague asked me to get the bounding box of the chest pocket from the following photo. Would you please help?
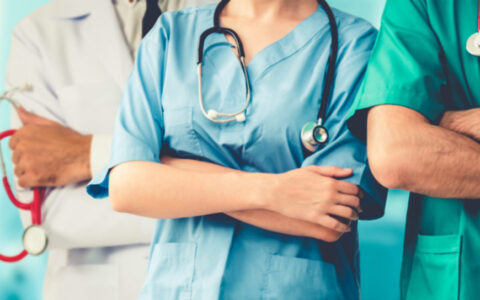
[57,81,121,135]
[163,106,204,158]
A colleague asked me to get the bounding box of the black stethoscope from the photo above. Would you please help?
[197,0,339,153]
[467,3,480,56]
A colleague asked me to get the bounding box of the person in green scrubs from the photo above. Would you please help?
[347,0,480,299]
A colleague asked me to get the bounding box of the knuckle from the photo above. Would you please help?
[15,142,26,153]
[325,190,336,202]
[14,167,22,176]
[352,197,360,207]
[39,174,57,186]
[331,220,345,232]
[307,210,320,223]
[324,232,341,243]
[18,178,28,188]
[325,178,335,187]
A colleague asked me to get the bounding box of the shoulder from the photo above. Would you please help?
[157,4,215,30]
[12,0,92,41]
[145,3,215,44]
[332,8,378,52]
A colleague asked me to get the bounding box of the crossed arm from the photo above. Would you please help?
[367,105,480,198]
[161,157,360,242]
[9,108,362,243]
[110,160,363,242]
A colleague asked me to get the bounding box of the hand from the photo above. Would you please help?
[440,108,480,141]
[264,166,363,234]
[8,107,92,188]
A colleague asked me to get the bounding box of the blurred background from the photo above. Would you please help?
[0,1,407,299]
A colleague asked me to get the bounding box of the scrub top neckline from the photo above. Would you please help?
[202,4,332,83]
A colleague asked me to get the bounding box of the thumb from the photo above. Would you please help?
[310,166,353,178]
[17,107,57,126]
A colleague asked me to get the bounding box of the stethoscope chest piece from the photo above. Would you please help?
[23,225,48,256]
[467,32,480,56]
[301,120,329,152]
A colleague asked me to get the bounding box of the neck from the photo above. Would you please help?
[225,0,318,22]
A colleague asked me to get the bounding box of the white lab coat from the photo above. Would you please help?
[4,0,215,299]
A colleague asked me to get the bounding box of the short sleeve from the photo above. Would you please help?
[302,21,387,220]
[347,0,447,141]
[87,20,167,198]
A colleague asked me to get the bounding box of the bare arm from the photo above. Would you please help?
[162,157,358,242]
[367,105,480,198]
[109,160,361,235]
[440,108,480,142]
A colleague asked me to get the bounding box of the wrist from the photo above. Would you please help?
[241,172,273,210]
[440,110,471,135]
[71,134,93,182]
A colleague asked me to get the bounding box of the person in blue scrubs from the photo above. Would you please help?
[87,1,386,299]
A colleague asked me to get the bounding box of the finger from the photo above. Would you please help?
[336,194,361,209]
[12,149,22,164]
[310,166,353,178]
[317,215,351,233]
[329,204,358,221]
[8,134,18,150]
[14,165,26,177]
[17,107,57,126]
[17,175,34,188]
[335,180,361,196]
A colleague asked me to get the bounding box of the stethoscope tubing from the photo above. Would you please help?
[0,89,46,263]
[197,20,251,123]
[197,0,338,150]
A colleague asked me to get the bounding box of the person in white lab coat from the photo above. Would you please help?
[4,0,216,299]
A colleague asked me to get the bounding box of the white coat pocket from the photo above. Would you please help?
[55,264,119,300]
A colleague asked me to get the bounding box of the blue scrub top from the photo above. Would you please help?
[87,4,386,300]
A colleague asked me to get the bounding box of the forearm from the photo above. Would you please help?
[163,157,344,241]
[227,210,342,242]
[109,161,266,218]
[16,184,154,249]
[440,108,480,141]
[368,106,480,198]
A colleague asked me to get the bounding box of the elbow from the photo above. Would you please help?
[368,144,411,190]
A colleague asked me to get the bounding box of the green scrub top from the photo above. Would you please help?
[347,0,480,299]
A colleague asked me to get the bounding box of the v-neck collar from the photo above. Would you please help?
[202,4,331,83]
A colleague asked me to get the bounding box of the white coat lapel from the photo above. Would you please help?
[84,0,134,89]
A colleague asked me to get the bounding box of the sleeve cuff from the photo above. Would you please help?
[347,91,446,141]
[357,162,388,220]
[87,145,160,199]
[90,134,113,178]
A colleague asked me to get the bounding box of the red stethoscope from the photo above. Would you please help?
[0,86,48,263]
[467,3,480,56]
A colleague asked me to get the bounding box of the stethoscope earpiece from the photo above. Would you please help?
[207,109,218,119]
